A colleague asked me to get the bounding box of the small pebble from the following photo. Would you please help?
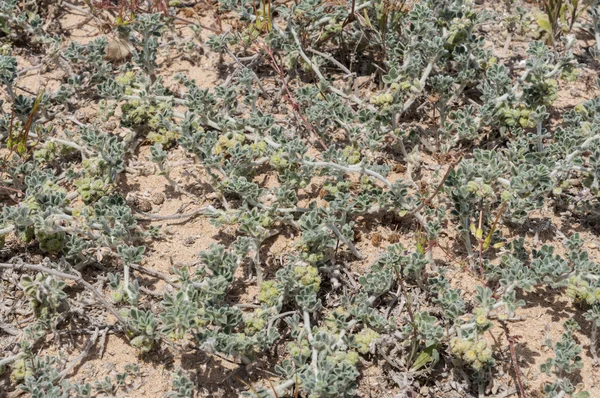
[136,199,153,212]
[151,192,165,205]
[106,37,131,61]
[183,236,197,247]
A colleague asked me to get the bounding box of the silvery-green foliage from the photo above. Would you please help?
[588,3,600,58]
[403,311,444,347]
[0,0,44,41]
[0,54,16,87]
[541,322,588,398]
[166,369,194,398]
[128,308,159,354]
[17,356,63,398]
[430,272,466,320]
[3,0,600,396]
[20,273,66,323]
[62,37,113,86]
[130,13,166,79]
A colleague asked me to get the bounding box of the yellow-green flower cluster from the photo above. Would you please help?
[323,307,349,332]
[466,180,495,200]
[241,211,272,229]
[293,264,321,291]
[214,137,266,157]
[258,280,281,307]
[480,56,497,71]
[450,337,494,371]
[561,66,579,82]
[122,99,172,130]
[326,350,359,367]
[447,16,474,45]
[473,308,491,330]
[0,44,11,56]
[390,81,411,93]
[242,29,260,47]
[37,231,65,254]
[22,195,40,213]
[501,105,536,128]
[566,276,600,306]
[121,100,150,125]
[147,130,179,146]
[111,289,124,304]
[342,146,361,165]
[323,180,351,196]
[538,78,559,106]
[130,335,154,354]
[301,250,324,265]
[250,141,268,156]
[119,89,179,145]
[244,309,267,335]
[270,151,289,169]
[370,92,394,108]
[115,71,136,86]
[574,103,588,116]
[33,141,57,163]
[288,340,311,360]
[75,176,111,203]
[354,327,380,354]
[10,358,31,383]
[212,133,246,156]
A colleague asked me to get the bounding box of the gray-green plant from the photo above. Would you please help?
[2,1,600,397]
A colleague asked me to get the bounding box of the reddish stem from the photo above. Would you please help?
[501,322,527,398]
[263,45,328,150]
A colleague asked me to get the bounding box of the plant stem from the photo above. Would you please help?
[0,262,126,324]
[0,225,15,235]
[463,216,475,264]
[592,321,598,365]
[0,353,23,368]
[303,160,393,189]
[59,327,100,380]
[536,120,544,152]
[124,263,130,297]
[252,238,263,285]
[500,321,526,398]
[327,224,363,260]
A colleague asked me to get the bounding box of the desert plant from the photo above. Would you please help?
[1,0,600,396]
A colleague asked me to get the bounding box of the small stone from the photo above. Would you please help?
[136,199,153,212]
[163,227,175,235]
[106,37,131,62]
[125,193,137,206]
[151,192,165,205]
[183,236,197,247]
